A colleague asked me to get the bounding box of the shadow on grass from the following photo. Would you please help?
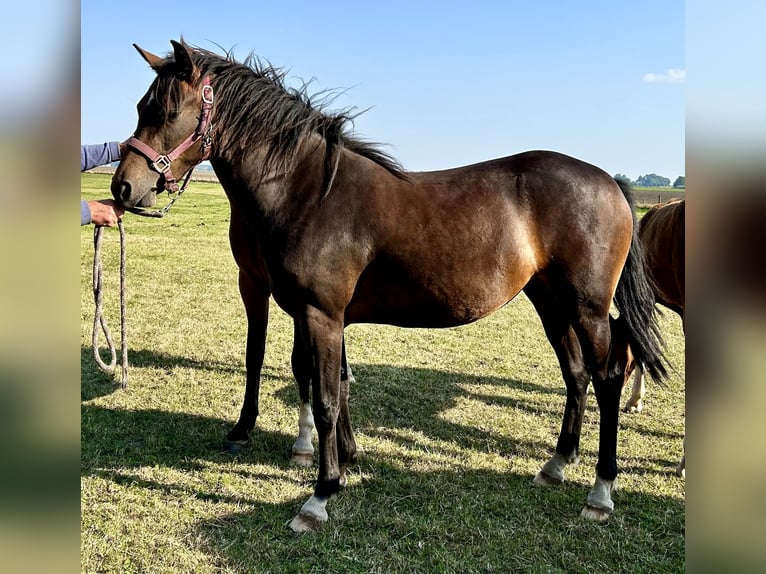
[81,345,249,401]
[189,460,685,574]
[125,347,245,374]
[81,404,295,474]
[274,362,571,462]
[82,352,680,479]
[81,346,124,401]
[82,353,684,572]
[82,405,684,572]
[82,359,559,475]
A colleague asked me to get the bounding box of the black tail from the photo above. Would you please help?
[613,178,667,381]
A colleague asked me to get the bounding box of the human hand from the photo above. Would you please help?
[89,199,125,227]
[119,140,128,158]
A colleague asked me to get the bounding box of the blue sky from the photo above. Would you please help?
[81,1,684,180]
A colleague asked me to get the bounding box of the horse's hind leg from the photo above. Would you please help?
[524,278,590,486]
[336,338,358,486]
[575,309,632,521]
[290,321,315,466]
[527,272,629,521]
[676,441,686,477]
[622,364,645,413]
[290,328,356,470]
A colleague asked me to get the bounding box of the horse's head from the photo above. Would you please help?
[112,40,213,209]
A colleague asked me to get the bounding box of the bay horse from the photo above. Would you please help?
[622,199,685,476]
[112,40,666,532]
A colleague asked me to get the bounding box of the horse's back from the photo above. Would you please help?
[639,200,685,314]
[407,150,630,235]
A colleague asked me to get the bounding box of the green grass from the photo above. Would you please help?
[81,173,685,573]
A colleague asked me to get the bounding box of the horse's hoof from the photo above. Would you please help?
[288,512,324,533]
[533,453,569,486]
[288,496,328,533]
[290,452,314,467]
[622,403,643,414]
[580,504,612,522]
[583,476,615,520]
[533,470,563,487]
[224,438,249,454]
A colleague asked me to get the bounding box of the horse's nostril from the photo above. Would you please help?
[119,181,132,202]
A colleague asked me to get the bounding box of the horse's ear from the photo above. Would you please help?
[133,44,164,71]
[170,40,195,81]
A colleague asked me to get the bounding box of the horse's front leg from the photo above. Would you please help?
[225,270,269,451]
[289,308,345,533]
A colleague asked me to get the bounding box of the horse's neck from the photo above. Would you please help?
[213,135,330,220]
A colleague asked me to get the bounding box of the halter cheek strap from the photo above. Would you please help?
[126,75,214,194]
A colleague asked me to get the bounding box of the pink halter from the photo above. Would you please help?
[125,75,214,194]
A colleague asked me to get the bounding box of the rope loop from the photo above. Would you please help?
[92,220,129,387]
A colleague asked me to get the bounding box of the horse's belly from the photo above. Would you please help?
[344,267,517,328]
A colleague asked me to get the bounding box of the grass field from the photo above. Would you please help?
[81,173,685,573]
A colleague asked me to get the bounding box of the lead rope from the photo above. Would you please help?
[90,166,196,388]
[92,220,129,388]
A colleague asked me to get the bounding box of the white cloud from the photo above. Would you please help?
[643,68,686,84]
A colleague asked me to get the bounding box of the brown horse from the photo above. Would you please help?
[112,40,666,531]
[622,199,685,476]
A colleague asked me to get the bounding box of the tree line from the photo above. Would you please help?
[614,173,685,188]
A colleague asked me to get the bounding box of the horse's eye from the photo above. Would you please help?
[168,110,179,121]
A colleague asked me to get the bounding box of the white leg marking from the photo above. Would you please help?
[581,475,616,521]
[533,452,570,486]
[676,439,685,478]
[291,402,315,466]
[288,495,328,533]
[623,365,645,413]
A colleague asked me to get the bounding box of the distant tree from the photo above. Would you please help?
[614,173,633,185]
[636,173,671,187]
[672,176,685,188]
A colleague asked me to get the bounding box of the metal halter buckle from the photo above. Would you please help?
[151,155,172,173]
[202,84,214,105]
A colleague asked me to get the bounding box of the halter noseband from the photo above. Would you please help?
[125,75,214,195]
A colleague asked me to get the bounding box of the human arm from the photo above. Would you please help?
[81,141,127,224]
[81,142,122,172]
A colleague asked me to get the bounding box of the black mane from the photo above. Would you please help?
[161,43,407,182]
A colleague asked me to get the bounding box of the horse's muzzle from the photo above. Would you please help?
[111,179,157,208]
